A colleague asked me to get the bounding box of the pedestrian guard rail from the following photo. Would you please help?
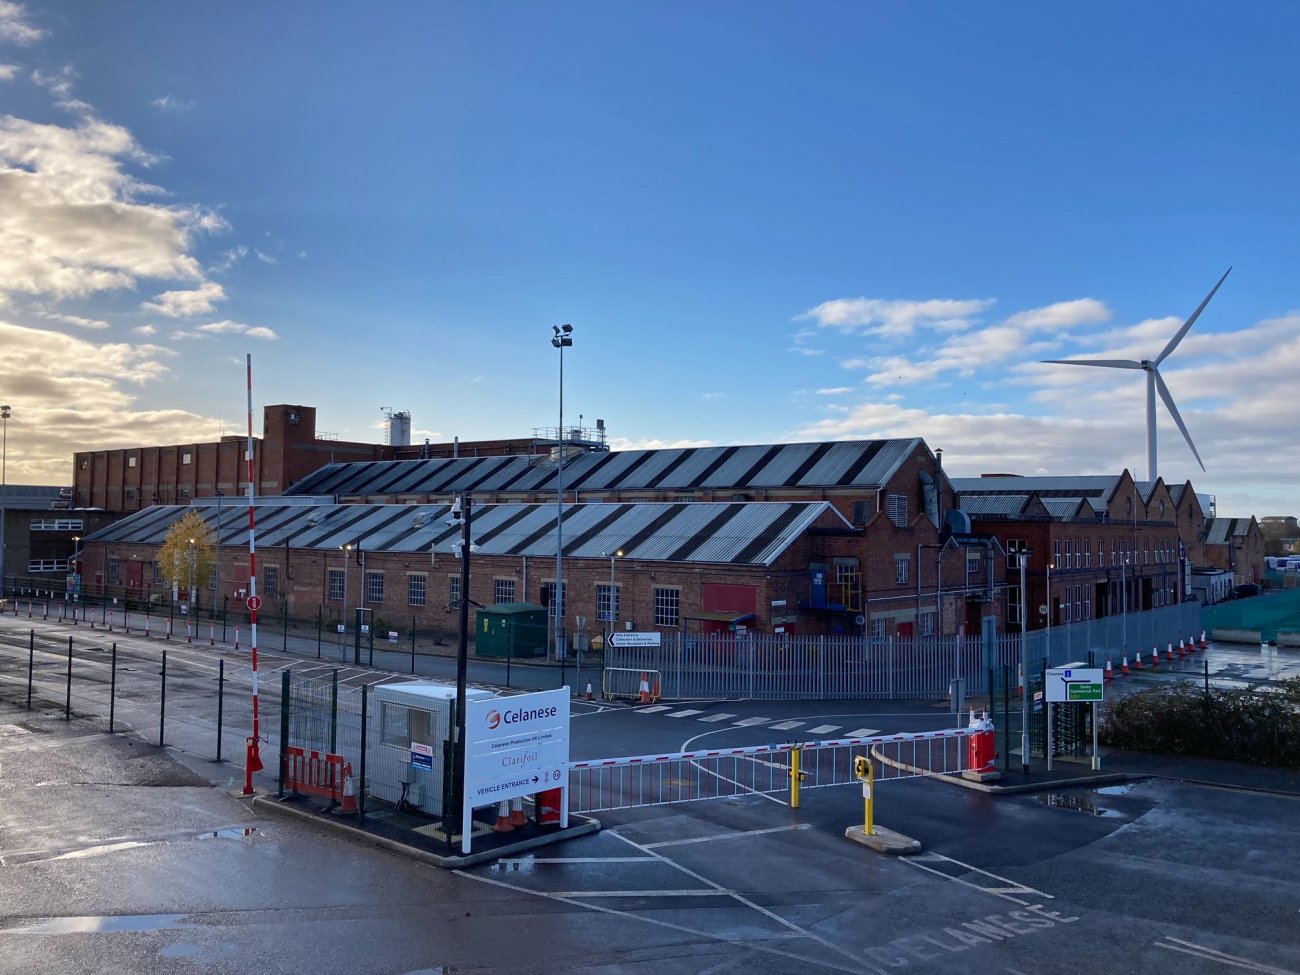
[567,726,973,813]
[284,746,357,812]
[602,666,660,702]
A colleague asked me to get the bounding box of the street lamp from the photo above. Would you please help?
[551,323,573,663]
[1018,549,1030,776]
[187,538,197,613]
[1,403,10,595]
[213,489,224,619]
[340,543,352,651]
[445,494,474,846]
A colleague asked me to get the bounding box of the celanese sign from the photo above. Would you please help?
[464,687,570,849]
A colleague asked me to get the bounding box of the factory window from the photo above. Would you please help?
[887,494,908,528]
[653,586,680,627]
[328,568,344,601]
[448,575,461,610]
[263,565,279,601]
[894,555,910,585]
[542,581,566,618]
[182,451,192,465]
[366,570,384,604]
[125,488,136,501]
[597,583,620,623]
[107,558,120,584]
[127,456,137,468]
[494,578,516,604]
[1006,538,1028,569]
[407,573,426,607]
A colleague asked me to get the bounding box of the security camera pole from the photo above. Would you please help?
[444,493,473,842]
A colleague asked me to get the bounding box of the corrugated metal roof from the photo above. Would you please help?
[85,500,853,567]
[287,438,921,498]
[1203,517,1252,544]
[949,475,1120,498]
[958,494,1030,516]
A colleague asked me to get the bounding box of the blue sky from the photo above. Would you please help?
[1,2,1297,515]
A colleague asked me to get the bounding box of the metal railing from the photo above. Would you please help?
[567,728,973,813]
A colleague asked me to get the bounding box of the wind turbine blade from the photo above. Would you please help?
[1153,368,1205,471]
[1155,267,1232,366]
[1041,358,1143,369]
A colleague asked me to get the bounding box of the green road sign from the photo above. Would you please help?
[1066,682,1103,702]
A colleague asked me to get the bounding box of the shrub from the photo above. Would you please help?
[1101,683,1300,768]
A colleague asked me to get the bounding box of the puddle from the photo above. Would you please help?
[1034,790,1124,817]
[1,913,190,935]
[195,827,257,840]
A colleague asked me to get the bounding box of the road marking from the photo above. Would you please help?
[769,720,805,731]
[496,857,651,865]
[643,824,813,849]
[732,717,772,727]
[903,852,1054,906]
[697,712,738,723]
[546,888,733,898]
[637,705,672,714]
[845,728,881,738]
[666,709,704,718]
[1155,936,1297,974]
[807,724,841,735]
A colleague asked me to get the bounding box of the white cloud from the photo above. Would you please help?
[815,387,852,396]
[797,297,994,337]
[1003,298,1110,331]
[195,319,278,340]
[152,94,194,114]
[0,63,19,80]
[132,323,155,336]
[0,2,46,45]
[142,280,226,317]
[43,311,109,329]
[789,346,824,356]
[700,392,728,401]
[254,248,277,265]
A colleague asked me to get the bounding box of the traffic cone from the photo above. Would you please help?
[1166,642,1175,663]
[1178,637,1186,657]
[651,676,660,702]
[493,800,514,833]
[1198,629,1208,649]
[1104,659,1114,682]
[1121,655,1130,676]
[584,681,593,701]
[234,626,240,651]
[1148,646,1159,668]
[637,672,651,704]
[1134,650,1144,670]
[509,796,527,827]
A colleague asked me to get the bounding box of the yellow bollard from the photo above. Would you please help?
[790,745,803,808]
[863,761,875,836]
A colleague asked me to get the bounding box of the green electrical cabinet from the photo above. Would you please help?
[475,602,549,658]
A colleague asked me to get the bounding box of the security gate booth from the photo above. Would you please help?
[370,681,495,816]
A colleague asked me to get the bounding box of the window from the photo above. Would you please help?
[182,451,192,465]
[542,581,566,617]
[653,586,680,627]
[894,555,910,585]
[107,558,120,584]
[494,578,516,604]
[887,494,908,528]
[920,610,935,637]
[1111,539,1118,566]
[125,488,137,501]
[871,618,886,642]
[179,486,191,499]
[966,553,981,576]
[365,570,384,604]
[1006,538,1028,568]
[127,456,137,468]
[1083,539,1092,568]
[449,575,461,609]
[328,568,344,601]
[152,561,164,585]
[380,702,410,748]
[408,573,426,607]
[1008,582,1023,625]
[597,583,620,623]
[263,565,279,601]
[1053,539,1062,569]
[79,458,88,470]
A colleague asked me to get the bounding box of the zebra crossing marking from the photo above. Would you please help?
[732,717,772,727]
[638,704,672,714]
[845,728,881,738]
[697,713,738,723]
[768,720,805,731]
[807,724,841,735]
[666,709,704,718]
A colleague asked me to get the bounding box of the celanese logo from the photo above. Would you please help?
[486,709,501,730]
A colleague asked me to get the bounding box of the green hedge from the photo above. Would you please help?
[1101,679,1300,768]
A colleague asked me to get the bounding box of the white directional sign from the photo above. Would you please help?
[1046,667,1105,703]
[607,631,662,648]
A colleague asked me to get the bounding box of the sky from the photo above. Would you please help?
[1,2,1297,516]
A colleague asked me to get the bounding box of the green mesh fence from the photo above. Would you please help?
[1201,587,1300,641]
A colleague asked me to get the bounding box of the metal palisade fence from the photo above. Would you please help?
[606,603,1202,701]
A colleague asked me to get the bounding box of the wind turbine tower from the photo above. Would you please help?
[1043,268,1231,482]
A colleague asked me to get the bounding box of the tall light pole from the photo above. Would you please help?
[551,323,573,663]
[1,403,10,596]
[1019,550,1030,776]
[605,549,623,625]
[213,489,223,619]
[340,543,352,646]
[445,494,473,844]
[187,538,197,612]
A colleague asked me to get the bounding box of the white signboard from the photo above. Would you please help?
[1046,667,1105,703]
[463,688,570,853]
[608,631,662,648]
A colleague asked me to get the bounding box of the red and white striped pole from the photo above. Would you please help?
[243,354,264,794]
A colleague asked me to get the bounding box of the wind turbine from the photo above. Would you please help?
[1043,268,1231,482]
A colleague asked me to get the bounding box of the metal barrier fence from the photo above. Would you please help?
[606,603,1202,701]
[567,728,973,813]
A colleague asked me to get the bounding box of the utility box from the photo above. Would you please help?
[368,681,495,816]
[475,602,549,658]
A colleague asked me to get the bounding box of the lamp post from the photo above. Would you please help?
[213,489,223,619]
[1019,550,1030,776]
[605,549,623,625]
[340,543,352,659]
[445,494,473,846]
[551,324,573,663]
[1,403,9,596]
[187,538,196,613]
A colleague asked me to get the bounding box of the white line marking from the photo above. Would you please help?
[643,824,813,849]
[769,720,805,731]
[808,724,841,734]
[667,709,704,718]
[547,888,732,898]
[454,870,874,975]
[496,857,650,865]
[845,728,881,738]
[1156,937,1299,974]
[902,852,1053,906]
[732,717,772,727]
[697,713,738,723]
[637,705,672,714]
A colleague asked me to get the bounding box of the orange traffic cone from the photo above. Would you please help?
[1165,642,1175,663]
[1121,655,1130,676]
[637,673,652,704]
[1178,637,1186,657]
[1104,659,1114,682]
[509,796,527,827]
[651,676,660,702]
[493,800,514,833]
[1148,646,1159,668]
[1198,629,1208,649]
[584,681,593,701]
[1134,650,1144,670]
